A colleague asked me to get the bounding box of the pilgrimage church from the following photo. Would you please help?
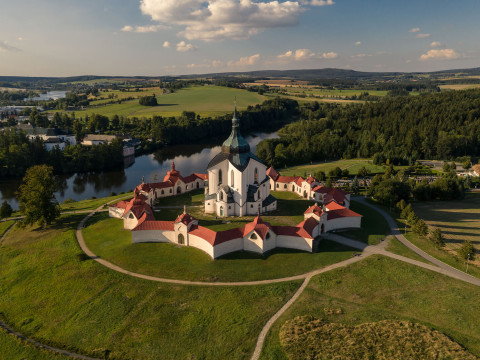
[204,105,277,216]
[108,105,362,259]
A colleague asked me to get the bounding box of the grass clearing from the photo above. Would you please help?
[385,236,431,263]
[0,214,299,359]
[60,192,134,212]
[280,159,388,177]
[70,85,266,118]
[0,220,15,238]
[83,212,356,282]
[260,255,480,359]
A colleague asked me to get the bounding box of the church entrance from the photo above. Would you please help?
[177,186,182,194]
[303,190,307,199]
[220,206,224,216]
[178,233,185,245]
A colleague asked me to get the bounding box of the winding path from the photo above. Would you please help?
[2,196,480,360]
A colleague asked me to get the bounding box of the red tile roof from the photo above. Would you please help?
[266,166,280,181]
[109,199,133,209]
[183,173,207,183]
[304,204,323,217]
[174,212,196,225]
[123,198,153,219]
[306,176,317,185]
[189,225,244,246]
[295,177,305,187]
[325,201,345,211]
[276,175,301,184]
[243,215,272,240]
[132,220,174,231]
[163,162,184,184]
[312,186,346,205]
[327,208,362,220]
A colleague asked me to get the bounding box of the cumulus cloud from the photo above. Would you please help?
[163,41,171,48]
[138,0,306,41]
[355,41,361,46]
[309,0,335,6]
[176,41,196,52]
[430,41,441,48]
[228,54,261,67]
[409,27,420,33]
[122,24,169,33]
[420,48,459,61]
[416,33,430,39]
[0,40,20,52]
[278,49,337,61]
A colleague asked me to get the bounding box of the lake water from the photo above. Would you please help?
[26,91,67,101]
[0,131,278,209]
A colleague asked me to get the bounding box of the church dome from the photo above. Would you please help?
[221,106,250,154]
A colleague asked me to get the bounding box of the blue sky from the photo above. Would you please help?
[0,0,479,76]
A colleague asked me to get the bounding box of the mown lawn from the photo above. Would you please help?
[0,329,70,360]
[260,255,480,359]
[83,212,356,282]
[280,159,389,177]
[71,85,267,118]
[0,214,300,360]
[385,236,431,263]
[60,192,134,212]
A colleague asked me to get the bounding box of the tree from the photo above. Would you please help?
[16,165,60,227]
[442,162,450,173]
[463,159,472,170]
[413,219,428,237]
[457,241,475,261]
[139,94,158,106]
[0,200,13,218]
[430,228,445,248]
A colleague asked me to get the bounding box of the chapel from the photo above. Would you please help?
[204,105,277,217]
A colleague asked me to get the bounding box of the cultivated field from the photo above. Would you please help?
[71,85,266,118]
[439,84,480,90]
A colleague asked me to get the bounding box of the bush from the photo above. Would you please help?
[430,228,445,248]
[63,198,76,204]
[457,241,475,261]
[139,94,158,106]
[0,200,13,218]
[110,192,117,197]
[90,196,97,200]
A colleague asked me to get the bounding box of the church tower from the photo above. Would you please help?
[204,104,277,217]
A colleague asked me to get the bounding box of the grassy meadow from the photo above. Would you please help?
[260,255,480,359]
[71,85,267,118]
[280,159,391,177]
[0,214,300,359]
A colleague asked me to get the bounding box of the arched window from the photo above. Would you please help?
[169,189,172,194]
[218,169,223,185]
[231,170,234,187]
[266,232,270,239]
[284,184,287,189]
[178,233,185,245]
[161,189,164,195]
[254,168,258,183]
[196,182,199,189]
[177,186,182,194]
[220,191,224,201]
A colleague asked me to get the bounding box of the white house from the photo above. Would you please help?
[204,106,277,217]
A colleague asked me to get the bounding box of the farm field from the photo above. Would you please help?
[280,159,390,177]
[413,192,480,266]
[0,214,300,360]
[69,85,267,118]
[260,255,480,359]
[439,84,480,90]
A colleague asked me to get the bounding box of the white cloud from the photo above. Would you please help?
[163,41,171,48]
[139,0,306,41]
[355,41,361,46]
[0,40,20,53]
[416,33,430,39]
[309,0,335,6]
[430,41,441,48]
[351,53,372,59]
[176,41,196,52]
[228,54,260,67]
[187,60,224,69]
[409,27,420,33]
[121,24,169,33]
[420,48,459,61]
[278,49,337,61]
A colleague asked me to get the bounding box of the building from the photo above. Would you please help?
[81,134,117,146]
[23,126,76,151]
[134,162,207,207]
[267,166,351,208]
[204,106,277,217]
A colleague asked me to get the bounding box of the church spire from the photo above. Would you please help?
[221,101,250,154]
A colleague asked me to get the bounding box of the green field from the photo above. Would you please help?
[0,220,15,238]
[70,85,267,118]
[0,214,300,359]
[280,159,389,177]
[260,255,480,359]
[385,236,431,263]
[60,192,134,212]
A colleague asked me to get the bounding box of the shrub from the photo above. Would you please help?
[457,241,475,261]
[63,198,76,204]
[0,200,13,218]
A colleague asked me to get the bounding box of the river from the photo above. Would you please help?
[0,131,278,209]
[25,91,67,101]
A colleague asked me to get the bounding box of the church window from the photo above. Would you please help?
[220,192,224,201]
[250,204,253,208]
[254,168,258,183]
[250,233,257,240]
[196,182,199,189]
[178,234,185,245]
[229,206,231,209]
[284,184,287,189]
[218,169,223,185]
[186,185,189,190]
[266,232,270,240]
[276,184,279,188]
[169,189,172,194]
[231,170,234,187]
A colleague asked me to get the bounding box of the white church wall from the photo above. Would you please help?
[263,232,277,253]
[325,216,361,232]
[188,235,215,258]
[212,238,243,258]
[243,232,264,254]
[276,235,313,252]
[132,230,171,243]
[109,207,124,219]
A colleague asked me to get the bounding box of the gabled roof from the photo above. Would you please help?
[295,177,305,187]
[109,198,133,209]
[266,166,280,181]
[183,173,208,183]
[189,225,244,246]
[472,164,480,176]
[327,208,362,220]
[305,204,323,217]
[132,219,174,231]
[207,151,265,172]
[313,186,347,204]
[325,200,345,211]
[243,215,272,240]
[174,212,196,225]
[276,175,301,184]
[305,176,318,185]
[123,197,153,219]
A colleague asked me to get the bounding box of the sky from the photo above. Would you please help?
[0,0,479,77]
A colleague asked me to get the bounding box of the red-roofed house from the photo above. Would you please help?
[109,195,155,229]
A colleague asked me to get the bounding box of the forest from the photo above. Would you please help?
[256,89,480,168]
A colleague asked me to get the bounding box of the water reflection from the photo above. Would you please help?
[0,131,278,209]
